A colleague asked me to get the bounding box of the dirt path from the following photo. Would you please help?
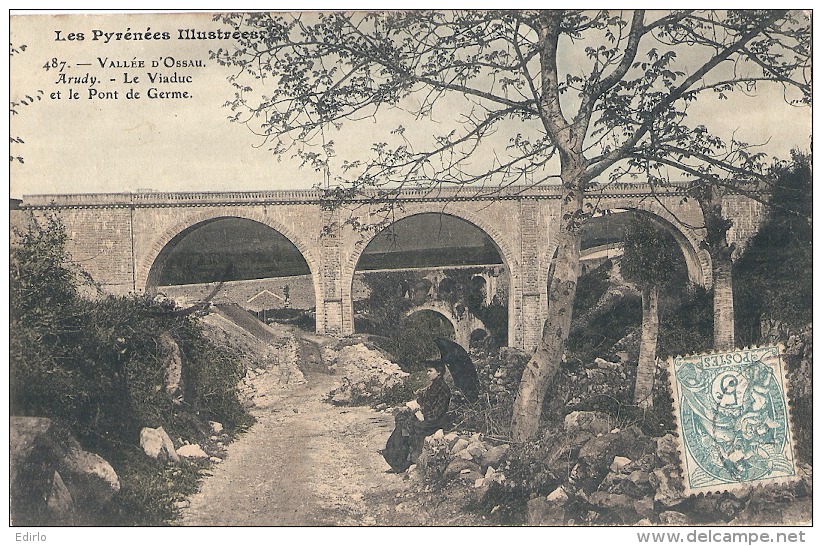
[178,372,430,526]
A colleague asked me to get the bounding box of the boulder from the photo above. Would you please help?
[659,511,692,525]
[575,427,655,492]
[594,357,622,371]
[10,417,120,526]
[443,432,459,448]
[547,486,569,503]
[564,411,612,436]
[610,456,631,472]
[160,332,184,402]
[589,491,643,524]
[633,496,656,521]
[46,471,76,525]
[450,438,469,454]
[60,446,121,510]
[444,458,481,478]
[527,496,566,525]
[139,426,180,464]
[209,421,224,434]
[467,442,487,459]
[177,444,209,459]
[650,465,685,508]
[456,448,474,461]
[480,444,510,468]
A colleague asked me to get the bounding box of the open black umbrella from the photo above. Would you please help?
[434,337,480,402]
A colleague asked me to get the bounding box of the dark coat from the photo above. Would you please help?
[381,376,451,472]
[417,375,451,432]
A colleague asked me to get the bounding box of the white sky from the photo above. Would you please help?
[7,10,813,198]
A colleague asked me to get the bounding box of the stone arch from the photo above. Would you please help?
[541,202,712,293]
[342,207,519,343]
[138,210,321,314]
[405,302,487,351]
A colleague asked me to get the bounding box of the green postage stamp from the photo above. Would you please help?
[668,346,799,495]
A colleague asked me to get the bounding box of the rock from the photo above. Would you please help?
[450,438,469,454]
[432,429,445,440]
[177,444,209,459]
[210,457,222,464]
[443,432,459,447]
[659,511,691,525]
[10,417,120,526]
[444,458,481,478]
[589,491,643,524]
[546,486,569,503]
[467,442,487,459]
[209,421,223,434]
[140,426,180,464]
[46,471,76,525]
[650,465,685,508]
[325,343,409,405]
[610,456,631,472]
[575,426,655,492]
[633,496,655,521]
[60,445,121,510]
[527,496,566,525]
[160,332,184,402]
[10,417,70,525]
[656,434,680,467]
[456,448,474,461]
[457,469,485,483]
[480,444,510,468]
[564,411,612,436]
[594,357,622,371]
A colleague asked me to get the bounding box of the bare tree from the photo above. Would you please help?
[214,10,810,440]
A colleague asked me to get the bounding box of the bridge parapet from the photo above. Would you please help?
[22,182,704,209]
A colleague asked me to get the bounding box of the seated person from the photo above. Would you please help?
[381,360,451,472]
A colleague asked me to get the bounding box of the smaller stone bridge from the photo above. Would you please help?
[404,301,488,351]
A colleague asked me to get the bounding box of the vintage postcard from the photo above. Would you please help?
[8,9,812,536]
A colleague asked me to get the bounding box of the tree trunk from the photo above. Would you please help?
[634,284,659,409]
[697,187,736,351]
[511,186,584,442]
[712,246,735,351]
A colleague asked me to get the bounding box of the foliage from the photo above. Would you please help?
[620,216,682,290]
[567,294,642,367]
[10,215,252,524]
[573,260,613,313]
[656,286,714,357]
[734,152,812,345]
[10,41,44,164]
[388,311,456,372]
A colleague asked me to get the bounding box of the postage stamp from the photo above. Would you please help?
[668,346,799,495]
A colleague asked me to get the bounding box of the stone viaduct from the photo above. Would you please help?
[18,184,765,352]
